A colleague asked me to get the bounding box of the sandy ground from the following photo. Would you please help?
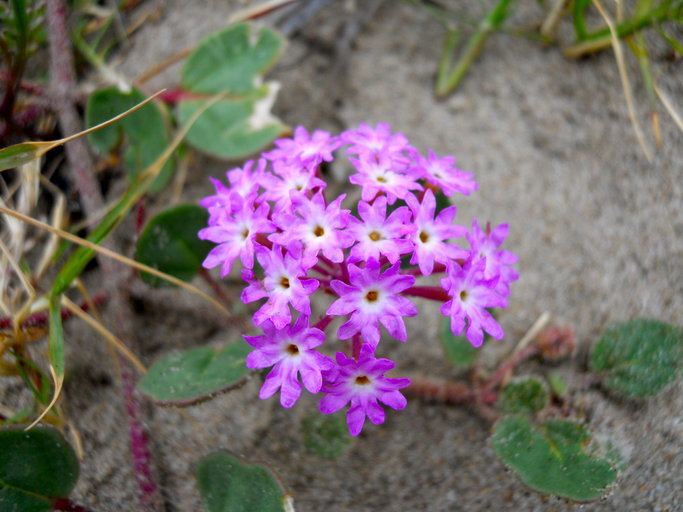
[5,0,682,510]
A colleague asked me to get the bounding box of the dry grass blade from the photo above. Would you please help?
[593,0,653,161]
[541,0,569,39]
[61,296,146,373]
[35,192,66,280]
[25,366,63,431]
[0,237,35,298]
[0,206,233,318]
[136,47,193,86]
[655,84,683,133]
[228,0,301,23]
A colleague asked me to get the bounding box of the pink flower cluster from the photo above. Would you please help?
[199,124,518,436]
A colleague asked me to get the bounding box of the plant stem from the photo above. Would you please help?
[52,498,95,512]
[482,345,538,393]
[402,286,450,301]
[47,3,161,509]
[405,377,476,405]
[563,1,681,58]
[435,0,516,98]
[200,268,233,308]
[46,0,104,217]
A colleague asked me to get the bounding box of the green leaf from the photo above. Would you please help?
[497,377,549,414]
[492,416,618,501]
[547,373,567,397]
[590,318,683,397]
[138,343,252,406]
[441,316,478,367]
[0,426,79,511]
[178,87,286,160]
[135,204,213,287]
[86,87,174,192]
[0,142,46,172]
[302,413,353,458]
[181,23,285,95]
[51,183,145,295]
[196,451,289,512]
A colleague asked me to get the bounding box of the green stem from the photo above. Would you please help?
[435,0,516,98]
[584,1,680,42]
[564,1,682,57]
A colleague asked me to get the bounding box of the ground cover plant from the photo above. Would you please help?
[0,1,681,510]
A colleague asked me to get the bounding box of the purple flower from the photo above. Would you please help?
[319,344,410,436]
[241,245,319,329]
[466,218,519,297]
[405,189,468,276]
[244,315,334,408]
[199,194,275,277]
[269,191,354,267]
[200,159,267,213]
[264,126,341,167]
[411,150,477,197]
[349,154,422,205]
[327,259,418,348]
[440,258,507,347]
[341,122,413,166]
[346,196,414,264]
[260,160,326,213]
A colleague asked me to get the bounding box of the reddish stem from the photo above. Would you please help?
[401,286,450,301]
[200,269,233,307]
[119,354,161,511]
[481,345,539,394]
[52,499,95,512]
[351,333,362,360]
[405,377,476,405]
[313,315,333,332]
[135,198,146,236]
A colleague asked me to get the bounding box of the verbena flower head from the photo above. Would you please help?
[319,344,410,436]
[198,123,518,435]
[327,259,417,348]
[244,315,334,408]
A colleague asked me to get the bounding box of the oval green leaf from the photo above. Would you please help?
[86,87,174,192]
[135,203,214,287]
[138,343,252,406]
[302,412,353,458]
[492,416,617,501]
[0,426,79,512]
[177,87,286,160]
[196,451,289,512]
[590,318,683,397]
[497,377,549,414]
[440,316,478,367]
[182,23,285,95]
